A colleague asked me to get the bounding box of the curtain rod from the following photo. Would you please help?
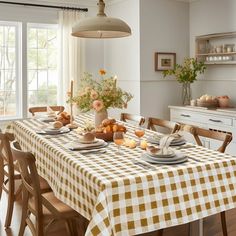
[0,1,88,12]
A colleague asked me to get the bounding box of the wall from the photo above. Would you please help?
[103,0,140,118]
[140,0,189,119]
[190,0,236,105]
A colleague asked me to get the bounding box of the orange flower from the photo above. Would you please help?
[92,100,104,112]
[99,69,106,76]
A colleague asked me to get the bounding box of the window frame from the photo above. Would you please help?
[0,20,22,121]
[27,23,59,111]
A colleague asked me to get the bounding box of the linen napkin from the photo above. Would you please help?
[159,133,182,154]
[47,106,56,116]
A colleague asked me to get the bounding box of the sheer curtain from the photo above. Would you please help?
[58,10,85,108]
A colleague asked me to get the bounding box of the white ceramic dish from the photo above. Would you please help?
[146,148,175,158]
[141,153,188,165]
[77,137,99,144]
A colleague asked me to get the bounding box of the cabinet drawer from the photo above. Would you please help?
[171,110,205,123]
[206,116,233,127]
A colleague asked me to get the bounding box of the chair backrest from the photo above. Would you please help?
[10,141,43,232]
[147,117,180,134]
[0,129,3,199]
[29,106,65,116]
[0,131,15,171]
[181,125,232,153]
[120,113,145,126]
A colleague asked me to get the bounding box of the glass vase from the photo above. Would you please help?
[95,109,108,128]
[182,82,191,105]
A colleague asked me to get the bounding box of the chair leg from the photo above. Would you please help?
[18,189,28,236]
[65,219,77,236]
[4,176,15,228]
[157,229,163,236]
[220,211,228,236]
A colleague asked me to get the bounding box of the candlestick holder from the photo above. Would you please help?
[66,94,78,130]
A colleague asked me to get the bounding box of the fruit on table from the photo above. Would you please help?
[199,94,217,102]
[56,112,71,125]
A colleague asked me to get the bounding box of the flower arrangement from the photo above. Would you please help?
[71,70,133,113]
[163,58,206,83]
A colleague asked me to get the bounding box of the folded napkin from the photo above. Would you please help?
[159,133,182,154]
[67,139,107,150]
[47,106,56,116]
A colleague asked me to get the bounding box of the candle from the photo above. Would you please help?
[70,80,74,98]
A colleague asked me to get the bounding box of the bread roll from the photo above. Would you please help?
[53,121,63,129]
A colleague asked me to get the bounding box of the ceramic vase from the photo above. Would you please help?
[95,109,108,128]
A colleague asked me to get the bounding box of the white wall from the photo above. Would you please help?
[140,0,189,119]
[190,0,236,105]
[104,0,140,118]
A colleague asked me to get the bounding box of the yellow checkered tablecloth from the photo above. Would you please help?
[6,114,236,236]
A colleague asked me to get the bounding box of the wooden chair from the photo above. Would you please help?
[29,106,65,116]
[0,129,3,201]
[147,117,180,134]
[10,141,84,236]
[180,124,233,236]
[120,113,145,126]
[0,132,51,228]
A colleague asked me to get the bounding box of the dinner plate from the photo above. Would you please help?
[147,137,186,146]
[141,153,188,165]
[67,141,108,151]
[143,150,185,162]
[146,148,175,158]
[36,127,70,135]
[77,137,99,144]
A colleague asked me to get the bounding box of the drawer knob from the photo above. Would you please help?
[209,119,222,123]
[181,114,191,118]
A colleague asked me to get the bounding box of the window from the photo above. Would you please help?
[0,21,21,119]
[27,24,58,108]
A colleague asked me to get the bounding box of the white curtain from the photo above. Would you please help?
[58,10,85,108]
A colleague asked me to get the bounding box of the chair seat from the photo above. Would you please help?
[39,177,51,193]
[29,192,79,219]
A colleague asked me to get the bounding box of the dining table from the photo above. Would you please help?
[6,113,236,236]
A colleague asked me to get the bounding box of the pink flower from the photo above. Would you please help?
[90,90,98,100]
[92,100,104,112]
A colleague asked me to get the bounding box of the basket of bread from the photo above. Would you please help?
[56,112,71,126]
[94,118,127,141]
[197,94,218,108]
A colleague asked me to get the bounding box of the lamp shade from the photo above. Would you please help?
[72,16,131,38]
[71,0,132,39]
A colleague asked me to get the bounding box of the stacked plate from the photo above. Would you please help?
[148,134,186,146]
[36,126,70,135]
[141,148,188,165]
[38,114,56,123]
[67,138,108,151]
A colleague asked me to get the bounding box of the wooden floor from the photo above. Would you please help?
[1,191,236,236]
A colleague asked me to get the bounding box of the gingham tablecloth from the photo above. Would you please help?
[6,114,236,236]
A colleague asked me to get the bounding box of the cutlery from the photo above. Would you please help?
[79,149,107,154]
[187,156,202,162]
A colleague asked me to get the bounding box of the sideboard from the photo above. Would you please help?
[169,106,236,155]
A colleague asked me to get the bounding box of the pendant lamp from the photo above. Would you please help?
[71,0,131,38]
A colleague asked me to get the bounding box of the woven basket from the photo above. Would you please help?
[94,132,114,142]
[197,99,218,108]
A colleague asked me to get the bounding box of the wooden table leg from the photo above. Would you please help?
[189,219,203,236]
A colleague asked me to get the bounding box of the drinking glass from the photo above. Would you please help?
[134,126,145,145]
[113,131,125,155]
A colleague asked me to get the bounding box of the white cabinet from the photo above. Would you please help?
[169,106,236,155]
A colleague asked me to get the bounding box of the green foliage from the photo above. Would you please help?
[163,58,206,83]
[71,72,133,112]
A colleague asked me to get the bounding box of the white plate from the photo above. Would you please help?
[77,138,99,144]
[143,150,185,162]
[146,148,175,158]
[141,153,188,165]
[148,137,186,146]
[67,141,108,151]
[37,127,70,135]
